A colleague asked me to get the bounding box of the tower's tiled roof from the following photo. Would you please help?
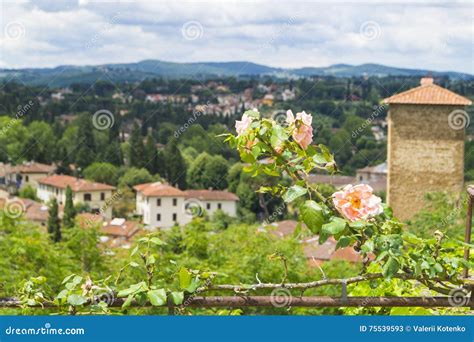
[383,77,472,105]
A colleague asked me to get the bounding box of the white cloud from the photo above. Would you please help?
[0,0,472,73]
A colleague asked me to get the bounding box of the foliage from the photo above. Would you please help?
[18,185,38,201]
[47,198,61,243]
[63,186,76,229]
[83,162,119,185]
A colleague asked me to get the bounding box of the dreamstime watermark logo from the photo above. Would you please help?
[270,288,292,308]
[272,111,289,127]
[5,322,85,336]
[92,290,115,306]
[448,288,469,307]
[4,198,25,219]
[4,21,26,40]
[359,21,381,41]
[92,109,115,130]
[183,198,204,218]
[352,104,386,139]
[448,109,469,130]
[182,278,212,307]
[174,102,210,138]
[0,100,36,137]
[181,20,203,40]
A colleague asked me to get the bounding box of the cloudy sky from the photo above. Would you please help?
[0,0,472,73]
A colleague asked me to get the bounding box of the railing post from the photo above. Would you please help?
[464,186,474,279]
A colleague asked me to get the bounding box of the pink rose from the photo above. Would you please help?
[235,114,253,137]
[332,184,383,222]
[286,110,296,125]
[296,111,312,126]
[292,124,313,150]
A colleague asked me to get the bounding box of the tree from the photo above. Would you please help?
[144,134,159,175]
[83,162,119,185]
[129,123,145,168]
[47,198,61,242]
[162,139,187,189]
[18,185,37,200]
[63,186,76,229]
[118,167,154,188]
[75,113,97,169]
[203,155,229,190]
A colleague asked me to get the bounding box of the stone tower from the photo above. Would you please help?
[384,77,472,220]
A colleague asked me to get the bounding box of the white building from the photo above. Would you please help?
[37,175,116,219]
[2,162,56,191]
[134,182,239,229]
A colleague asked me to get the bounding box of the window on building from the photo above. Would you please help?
[157,214,161,221]
[172,213,177,221]
[84,193,92,201]
[100,192,105,201]
[157,198,161,206]
[206,203,211,210]
[218,203,222,210]
[173,198,177,206]
[25,175,29,182]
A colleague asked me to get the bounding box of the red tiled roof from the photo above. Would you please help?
[102,218,140,238]
[133,182,185,197]
[383,78,472,105]
[12,162,56,174]
[265,220,302,238]
[38,175,115,191]
[184,189,239,201]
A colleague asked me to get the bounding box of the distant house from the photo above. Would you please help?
[37,175,116,219]
[184,189,239,217]
[77,214,140,248]
[0,197,63,226]
[134,182,239,229]
[262,94,274,106]
[6,162,56,190]
[261,220,364,267]
[355,162,387,192]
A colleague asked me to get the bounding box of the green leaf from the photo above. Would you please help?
[186,278,200,293]
[146,255,156,265]
[150,237,166,246]
[122,295,134,309]
[117,281,147,297]
[147,289,167,306]
[361,240,374,253]
[382,257,400,279]
[336,236,352,249]
[129,262,140,268]
[61,274,75,284]
[171,291,184,305]
[243,109,260,119]
[130,245,139,256]
[300,200,325,234]
[282,185,307,203]
[179,267,192,290]
[321,217,347,235]
[67,294,87,306]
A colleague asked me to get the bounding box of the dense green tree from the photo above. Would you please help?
[83,162,119,185]
[162,139,187,189]
[75,114,96,169]
[63,186,76,229]
[47,198,61,242]
[118,167,154,188]
[144,134,159,175]
[129,123,146,168]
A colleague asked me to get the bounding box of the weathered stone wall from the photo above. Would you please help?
[387,104,464,220]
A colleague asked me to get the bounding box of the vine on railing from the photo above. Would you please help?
[7,109,474,314]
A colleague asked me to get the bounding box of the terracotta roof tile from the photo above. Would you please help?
[12,162,56,174]
[184,189,239,201]
[39,175,115,191]
[133,182,185,197]
[384,78,472,105]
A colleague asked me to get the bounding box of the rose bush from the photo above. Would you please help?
[224,109,469,282]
